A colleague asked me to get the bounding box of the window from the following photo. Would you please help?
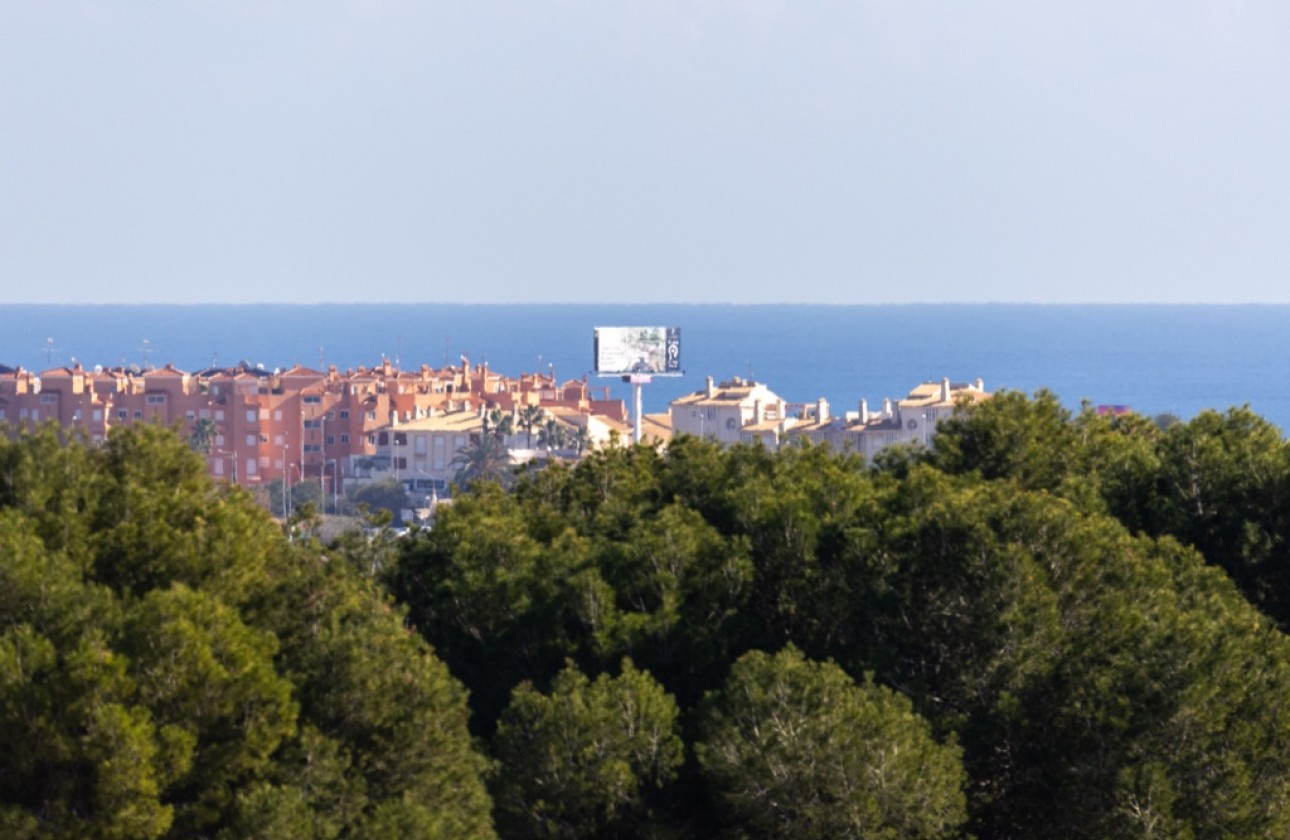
[40,393,57,404]
[274,409,282,421]
[394,457,407,470]
[246,435,256,446]
[414,436,427,454]
[326,435,335,446]
[117,409,128,420]
[340,433,350,444]
[246,409,256,423]
[378,432,389,446]
[303,419,321,429]
[303,444,321,453]
[274,435,283,446]
[93,409,102,421]
[303,395,321,404]
[215,435,224,447]
[133,411,142,420]
[325,411,334,421]
[394,432,407,446]
[185,411,195,420]
[246,459,257,476]
[146,394,165,405]
[259,408,269,420]
[200,409,210,419]
[339,410,350,419]
[215,410,224,421]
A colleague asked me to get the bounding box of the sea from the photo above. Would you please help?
[2,304,1288,433]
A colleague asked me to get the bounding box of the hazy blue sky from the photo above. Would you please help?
[4,2,1287,304]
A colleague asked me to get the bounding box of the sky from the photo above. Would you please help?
[3,1,1288,304]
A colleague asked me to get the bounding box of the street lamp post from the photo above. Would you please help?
[324,458,339,514]
[213,449,238,484]
[282,446,291,521]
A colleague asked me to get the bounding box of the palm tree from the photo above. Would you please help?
[572,425,591,456]
[485,407,514,441]
[187,418,218,454]
[537,417,569,453]
[451,434,512,488]
[517,404,543,449]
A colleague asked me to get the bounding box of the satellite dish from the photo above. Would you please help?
[93,365,103,374]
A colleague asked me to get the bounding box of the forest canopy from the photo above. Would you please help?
[5,391,1290,838]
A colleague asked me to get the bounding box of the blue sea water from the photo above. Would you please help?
[1,304,1288,432]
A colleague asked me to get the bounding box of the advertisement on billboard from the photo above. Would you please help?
[594,327,682,376]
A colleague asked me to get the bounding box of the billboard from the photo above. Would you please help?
[594,327,682,376]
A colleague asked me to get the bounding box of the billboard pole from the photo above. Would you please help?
[627,374,650,444]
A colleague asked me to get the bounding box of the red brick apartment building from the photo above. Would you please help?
[0,359,625,495]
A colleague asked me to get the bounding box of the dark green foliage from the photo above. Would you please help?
[387,418,1290,839]
[696,646,967,839]
[931,395,1290,630]
[0,424,495,839]
[348,478,410,522]
[13,386,1290,838]
[493,660,684,838]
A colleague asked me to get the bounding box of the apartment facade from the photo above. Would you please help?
[669,375,990,462]
[1,358,627,497]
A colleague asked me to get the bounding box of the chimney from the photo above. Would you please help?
[859,398,869,424]
[705,376,715,399]
[753,399,763,424]
[975,377,984,391]
[882,398,892,417]
[816,398,830,424]
[940,377,951,402]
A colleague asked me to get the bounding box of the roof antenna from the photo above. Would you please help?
[43,337,58,367]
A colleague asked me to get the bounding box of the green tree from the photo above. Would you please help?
[256,555,496,839]
[349,478,410,523]
[187,417,219,455]
[485,407,515,441]
[517,404,544,449]
[121,584,297,835]
[537,417,568,453]
[492,660,683,839]
[452,435,513,489]
[389,484,587,730]
[0,425,497,839]
[695,646,967,839]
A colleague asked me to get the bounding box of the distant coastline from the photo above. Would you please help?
[3,303,1289,432]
